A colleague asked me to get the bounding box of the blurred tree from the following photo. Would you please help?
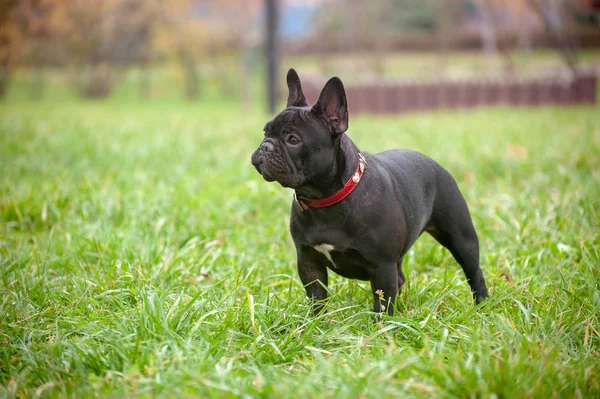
[505,0,536,53]
[525,0,579,72]
[201,0,262,108]
[314,0,442,47]
[154,0,207,100]
[48,0,122,97]
[432,0,463,77]
[0,0,64,98]
[473,0,499,68]
[111,0,158,99]
[153,0,260,102]
[11,0,66,99]
[47,0,161,98]
[378,0,438,32]
[0,0,160,99]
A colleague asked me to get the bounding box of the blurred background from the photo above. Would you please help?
[0,0,599,112]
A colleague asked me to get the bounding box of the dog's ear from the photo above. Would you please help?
[312,76,348,136]
[286,68,308,108]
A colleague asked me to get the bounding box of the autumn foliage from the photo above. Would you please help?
[0,0,242,99]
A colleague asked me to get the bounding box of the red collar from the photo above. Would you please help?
[294,153,368,211]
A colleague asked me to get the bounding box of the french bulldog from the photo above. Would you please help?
[251,68,489,316]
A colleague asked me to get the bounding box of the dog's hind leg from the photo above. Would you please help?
[428,221,489,303]
[397,257,406,291]
[427,179,489,303]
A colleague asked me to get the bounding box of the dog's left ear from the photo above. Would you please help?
[286,68,308,107]
[312,76,348,136]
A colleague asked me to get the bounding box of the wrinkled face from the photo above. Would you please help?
[251,68,349,189]
[251,108,334,188]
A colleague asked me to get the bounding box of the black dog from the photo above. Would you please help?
[251,69,489,316]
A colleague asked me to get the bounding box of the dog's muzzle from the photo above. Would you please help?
[251,141,276,180]
[251,140,302,187]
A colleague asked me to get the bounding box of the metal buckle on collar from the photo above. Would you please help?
[358,153,367,173]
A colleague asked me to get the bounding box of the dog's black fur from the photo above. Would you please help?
[251,69,489,316]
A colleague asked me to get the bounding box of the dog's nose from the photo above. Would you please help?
[251,149,262,167]
[260,142,275,153]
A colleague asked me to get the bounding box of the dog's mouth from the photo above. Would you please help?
[265,169,303,188]
[254,161,303,188]
[252,156,275,182]
[277,177,302,188]
[257,165,276,182]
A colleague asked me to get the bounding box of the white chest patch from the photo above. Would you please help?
[312,243,338,268]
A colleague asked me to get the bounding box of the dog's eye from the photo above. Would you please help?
[287,135,300,145]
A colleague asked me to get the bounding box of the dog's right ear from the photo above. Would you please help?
[286,68,308,108]
[311,76,348,136]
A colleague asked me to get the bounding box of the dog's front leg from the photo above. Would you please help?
[297,249,329,316]
[370,266,399,317]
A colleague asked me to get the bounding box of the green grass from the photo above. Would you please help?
[1,99,599,398]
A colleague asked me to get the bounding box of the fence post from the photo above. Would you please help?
[265,0,279,114]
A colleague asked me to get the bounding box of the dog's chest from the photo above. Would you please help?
[312,243,338,267]
[311,243,371,280]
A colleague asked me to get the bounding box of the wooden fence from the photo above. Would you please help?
[302,72,597,115]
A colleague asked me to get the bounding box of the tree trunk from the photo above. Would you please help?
[80,63,114,98]
[525,0,578,73]
[178,48,199,100]
[239,0,253,110]
[0,62,9,98]
[265,0,278,113]
[240,47,253,110]
[31,66,45,100]
[476,0,498,69]
[517,14,533,54]
[138,64,151,100]
[434,0,454,79]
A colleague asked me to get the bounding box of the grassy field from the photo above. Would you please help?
[1,98,599,398]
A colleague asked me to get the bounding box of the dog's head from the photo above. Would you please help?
[251,68,349,188]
